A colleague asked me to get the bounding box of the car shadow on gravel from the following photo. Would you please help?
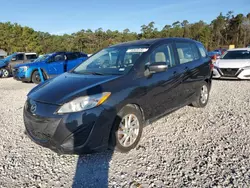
[70,86,121,187]
[72,151,113,188]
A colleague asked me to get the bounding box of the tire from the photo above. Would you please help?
[111,105,143,153]
[192,81,210,108]
[0,68,10,78]
[31,70,45,84]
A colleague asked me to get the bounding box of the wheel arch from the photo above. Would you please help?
[118,103,145,123]
[108,102,145,150]
[205,77,212,90]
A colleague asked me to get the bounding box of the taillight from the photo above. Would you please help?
[210,62,214,70]
[212,55,217,60]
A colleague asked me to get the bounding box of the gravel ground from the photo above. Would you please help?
[0,78,250,188]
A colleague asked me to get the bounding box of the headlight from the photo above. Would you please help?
[19,66,29,72]
[57,92,111,114]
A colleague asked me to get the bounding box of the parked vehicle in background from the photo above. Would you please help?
[0,49,7,59]
[13,52,88,84]
[0,52,37,78]
[221,48,227,55]
[213,48,250,79]
[208,51,220,61]
[23,38,212,154]
[213,49,222,56]
[208,48,228,63]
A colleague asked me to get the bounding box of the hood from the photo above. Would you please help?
[14,61,45,68]
[0,59,9,67]
[215,59,250,68]
[0,61,7,68]
[28,72,121,105]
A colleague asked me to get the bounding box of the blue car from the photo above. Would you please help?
[13,52,87,84]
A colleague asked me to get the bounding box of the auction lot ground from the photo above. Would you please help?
[0,78,250,187]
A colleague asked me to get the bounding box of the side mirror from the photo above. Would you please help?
[148,62,168,73]
[11,57,17,61]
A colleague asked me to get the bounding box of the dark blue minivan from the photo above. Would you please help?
[24,38,213,154]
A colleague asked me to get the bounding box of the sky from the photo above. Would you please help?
[0,0,250,35]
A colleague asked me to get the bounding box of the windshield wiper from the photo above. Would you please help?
[73,71,105,75]
[88,72,105,75]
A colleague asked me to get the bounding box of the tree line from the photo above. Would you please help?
[0,11,249,55]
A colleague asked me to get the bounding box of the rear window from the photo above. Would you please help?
[26,54,37,60]
[176,42,195,64]
[222,50,250,59]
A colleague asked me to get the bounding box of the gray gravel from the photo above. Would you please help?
[0,78,250,188]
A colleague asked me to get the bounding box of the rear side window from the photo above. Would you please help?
[16,54,24,60]
[79,52,88,58]
[66,53,78,60]
[176,42,195,64]
[197,43,207,58]
[26,54,37,60]
[147,44,176,68]
[190,43,200,60]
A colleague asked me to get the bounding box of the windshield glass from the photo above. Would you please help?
[2,53,17,62]
[33,54,51,62]
[73,46,148,75]
[221,50,250,59]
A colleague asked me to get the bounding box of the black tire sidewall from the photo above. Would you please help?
[114,106,143,153]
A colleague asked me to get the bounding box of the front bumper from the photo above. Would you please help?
[23,99,116,154]
[213,67,250,80]
[13,68,31,82]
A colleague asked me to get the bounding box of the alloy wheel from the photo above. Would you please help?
[117,114,140,147]
[200,85,208,104]
[2,69,9,77]
[35,73,41,83]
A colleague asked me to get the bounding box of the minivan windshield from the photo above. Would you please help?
[73,46,148,75]
[221,50,250,60]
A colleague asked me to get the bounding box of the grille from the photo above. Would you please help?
[12,68,18,75]
[220,68,239,77]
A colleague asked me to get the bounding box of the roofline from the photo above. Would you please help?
[228,48,250,51]
[109,37,199,48]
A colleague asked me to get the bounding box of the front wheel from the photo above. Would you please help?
[31,70,45,84]
[192,82,210,108]
[111,105,143,153]
[0,68,10,78]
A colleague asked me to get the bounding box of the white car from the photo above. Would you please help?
[213,48,250,79]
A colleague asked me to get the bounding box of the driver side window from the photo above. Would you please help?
[48,54,65,63]
[146,44,176,68]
